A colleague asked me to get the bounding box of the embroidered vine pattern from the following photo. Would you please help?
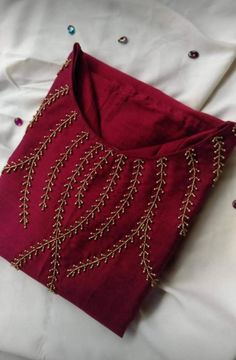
[39,132,89,210]
[211,136,226,185]
[3,110,78,228]
[75,149,114,208]
[27,84,70,129]
[138,157,167,286]
[67,157,168,287]
[48,145,114,290]
[10,152,128,291]
[177,148,200,237]
[88,159,144,240]
[52,142,104,236]
[10,236,56,270]
[56,58,72,76]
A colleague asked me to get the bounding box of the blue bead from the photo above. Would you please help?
[67,25,76,35]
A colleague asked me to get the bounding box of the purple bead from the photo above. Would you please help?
[188,50,200,59]
[232,200,236,209]
[14,117,23,126]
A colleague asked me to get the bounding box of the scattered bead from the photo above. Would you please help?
[118,36,128,44]
[67,25,76,35]
[232,200,236,209]
[188,50,199,59]
[14,117,23,126]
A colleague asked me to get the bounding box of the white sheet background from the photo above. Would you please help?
[0,1,236,360]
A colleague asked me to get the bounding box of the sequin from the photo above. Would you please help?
[188,50,199,59]
[14,117,23,126]
[67,25,76,35]
[118,36,128,44]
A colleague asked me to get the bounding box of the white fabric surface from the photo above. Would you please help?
[0,1,236,359]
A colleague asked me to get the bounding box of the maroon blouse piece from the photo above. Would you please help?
[0,42,235,337]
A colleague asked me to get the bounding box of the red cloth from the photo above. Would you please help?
[0,42,235,337]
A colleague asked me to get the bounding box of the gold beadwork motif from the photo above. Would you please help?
[3,110,79,228]
[138,157,167,286]
[54,153,127,240]
[52,142,104,236]
[39,132,89,210]
[88,159,144,240]
[48,142,106,290]
[75,149,114,208]
[27,84,70,129]
[177,148,200,237]
[67,157,168,288]
[211,136,226,185]
[56,58,72,76]
[10,152,128,291]
[11,236,56,270]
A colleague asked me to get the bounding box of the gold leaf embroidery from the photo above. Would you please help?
[47,142,106,290]
[39,131,89,210]
[75,149,114,208]
[2,155,35,174]
[4,110,78,228]
[177,148,200,237]
[3,110,78,174]
[56,153,127,240]
[11,236,55,269]
[211,136,226,185]
[27,84,70,130]
[52,142,104,235]
[47,234,65,292]
[56,58,72,76]
[138,157,167,286]
[88,159,144,240]
[67,157,168,287]
[11,152,127,292]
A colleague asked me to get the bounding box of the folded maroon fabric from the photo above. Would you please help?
[0,42,235,337]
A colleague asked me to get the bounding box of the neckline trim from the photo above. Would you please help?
[69,42,234,162]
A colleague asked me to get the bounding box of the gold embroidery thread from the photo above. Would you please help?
[177,148,200,237]
[75,149,114,208]
[3,110,79,228]
[212,136,226,185]
[10,152,128,291]
[39,131,89,210]
[52,142,104,235]
[47,142,106,290]
[27,84,70,129]
[138,157,167,286]
[56,58,72,76]
[88,158,144,240]
[67,157,168,287]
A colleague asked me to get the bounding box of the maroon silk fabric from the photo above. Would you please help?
[0,42,235,337]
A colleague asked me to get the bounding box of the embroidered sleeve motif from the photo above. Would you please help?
[211,136,226,185]
[67,157,168,288]
[39,132,89,210]
[3,110,79,228]
[88,158,144,240]
[177,148,200,237]
[75,149,114,208]
[10,152,128,292]
[27,84,70,130]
